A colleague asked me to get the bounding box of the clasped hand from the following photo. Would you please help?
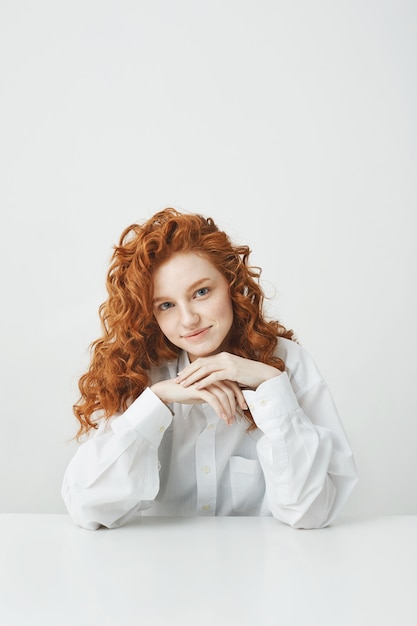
[151,352,280,425]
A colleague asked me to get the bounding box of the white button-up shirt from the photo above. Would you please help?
[62,339,358,530]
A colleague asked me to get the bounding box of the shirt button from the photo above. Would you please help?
[202,466,211,474]
[207,423,214,430]
[159,425,166,433]
[260,399,267,407]
[201,504,211,511]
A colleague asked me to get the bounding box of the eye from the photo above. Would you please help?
[194,287,209,298]
[158,301,174,311]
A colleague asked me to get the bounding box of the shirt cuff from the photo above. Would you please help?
[242,373,299,434]
[112,387,173,445]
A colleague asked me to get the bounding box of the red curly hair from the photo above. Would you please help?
[74,208,295,437]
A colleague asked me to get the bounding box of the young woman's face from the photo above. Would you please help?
[152,252,234,362]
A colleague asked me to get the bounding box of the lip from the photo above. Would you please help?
[182,326,211,340]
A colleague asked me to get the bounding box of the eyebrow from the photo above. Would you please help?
[153,277,211,304]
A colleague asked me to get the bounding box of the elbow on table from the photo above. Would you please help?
[270,477,339,530]
[67,500,153,530]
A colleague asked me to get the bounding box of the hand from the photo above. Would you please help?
[150,378,246,425]
[175,352,281,391]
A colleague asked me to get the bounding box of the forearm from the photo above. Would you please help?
[61,387,173,529]
[244,374,358,528]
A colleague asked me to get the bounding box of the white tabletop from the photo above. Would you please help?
[0,514,416,626]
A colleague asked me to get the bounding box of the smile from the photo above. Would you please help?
[182,327,211,340]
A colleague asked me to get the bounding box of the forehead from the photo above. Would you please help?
[152,252,224,292]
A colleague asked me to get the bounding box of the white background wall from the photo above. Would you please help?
[1,0,416,517]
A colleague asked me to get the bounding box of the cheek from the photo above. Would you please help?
[216,296,234,326]
[154,313,168,334]
[155,313,178,340]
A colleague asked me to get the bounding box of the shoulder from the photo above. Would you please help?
[275,338,324,398]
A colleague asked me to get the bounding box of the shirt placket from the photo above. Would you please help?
[195,405,219,515]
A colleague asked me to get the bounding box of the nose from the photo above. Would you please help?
[179,302,200,327]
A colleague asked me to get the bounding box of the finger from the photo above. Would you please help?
[228,382,248,411]
[198,383,235,425]
[215,382,237,418]
[193,371,225,389]
[175,358,204,380]
[177,364,216,387]
[207,382,237,425]
[176,355,225,385]
[197,387,232,424]
[214,380,248,413]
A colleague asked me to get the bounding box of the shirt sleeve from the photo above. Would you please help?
[61,387,173,530]
[243,372,358,529]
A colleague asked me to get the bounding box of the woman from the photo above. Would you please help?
[62,207,358,530]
